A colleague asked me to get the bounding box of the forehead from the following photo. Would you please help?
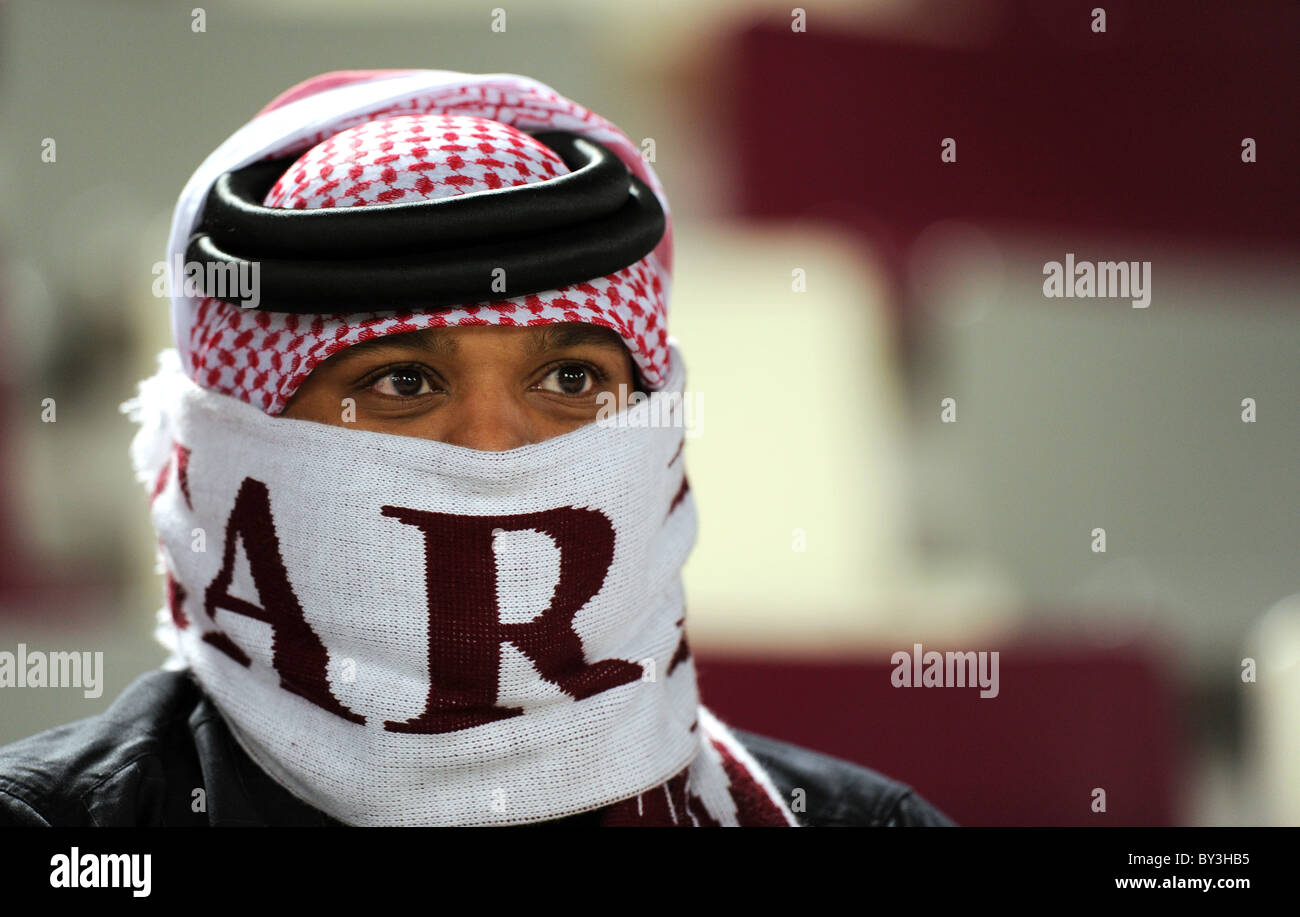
[332,322,629,362]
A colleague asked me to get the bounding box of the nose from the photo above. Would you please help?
[437,387,538,452]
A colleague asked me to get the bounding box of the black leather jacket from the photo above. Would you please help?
[0,669,955,827]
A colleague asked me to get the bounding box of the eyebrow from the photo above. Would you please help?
[331,322,626,362]
[525,323,626,356]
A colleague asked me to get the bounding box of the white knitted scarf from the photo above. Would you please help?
[123,346,798,827]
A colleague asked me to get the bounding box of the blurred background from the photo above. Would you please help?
[0,0,1296,825]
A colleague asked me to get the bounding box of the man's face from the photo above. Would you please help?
[280,322,643,450]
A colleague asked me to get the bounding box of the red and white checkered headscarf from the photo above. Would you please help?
[169,71,674,415]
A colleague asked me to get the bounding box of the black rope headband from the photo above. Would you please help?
[182,130,666,312]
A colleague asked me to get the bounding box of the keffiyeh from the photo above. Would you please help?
[171,70,673,415]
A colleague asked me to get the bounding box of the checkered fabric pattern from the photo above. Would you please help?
[188,111,670,415]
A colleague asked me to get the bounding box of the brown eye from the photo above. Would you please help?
[539,363,595,395]
[373,367,432,398]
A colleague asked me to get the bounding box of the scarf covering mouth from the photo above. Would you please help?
[122,346,798,827]
[168,69,674,415]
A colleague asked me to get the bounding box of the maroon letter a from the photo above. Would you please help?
[204,477,364,724]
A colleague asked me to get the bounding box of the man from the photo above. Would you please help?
[0,70,954,827]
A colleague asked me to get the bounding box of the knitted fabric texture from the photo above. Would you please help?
[173,72,673,415]
[123,347,797,827]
